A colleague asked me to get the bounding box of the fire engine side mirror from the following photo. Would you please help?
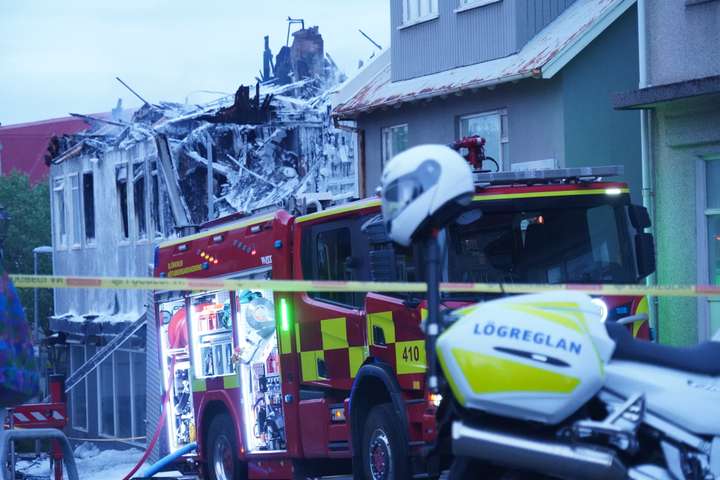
[635,232,656,279]
[628,204,651,230]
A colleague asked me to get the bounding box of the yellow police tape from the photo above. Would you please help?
[8,274,720,297]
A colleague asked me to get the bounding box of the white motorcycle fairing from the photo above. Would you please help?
[436,292,612,425]
[605,361,720,436]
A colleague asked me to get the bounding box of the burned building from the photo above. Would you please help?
[45,26,359,449]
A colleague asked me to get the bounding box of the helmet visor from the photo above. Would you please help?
[381,159,441,223]
[382,177,423,222]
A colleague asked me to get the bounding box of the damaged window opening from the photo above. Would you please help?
[70,174,81,246]
[83,172,95,243]
[53,177,67,247]
[133,163,147,239]
[151,163,162,238]
[116,165,129,240]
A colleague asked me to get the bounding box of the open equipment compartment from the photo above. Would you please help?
[189,291,234,379]
[235,278,287,453]
[158,295,197,452]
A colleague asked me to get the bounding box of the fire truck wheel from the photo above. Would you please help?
[207,412,247,480]
[361,403,409,480]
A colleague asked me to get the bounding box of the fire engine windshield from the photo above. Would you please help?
[446,203,636,285]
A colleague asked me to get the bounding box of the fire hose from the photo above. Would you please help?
[122,356,178,480]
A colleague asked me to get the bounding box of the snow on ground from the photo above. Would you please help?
[14,442,154,480]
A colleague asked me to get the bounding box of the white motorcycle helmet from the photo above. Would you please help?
[380,144,474,246]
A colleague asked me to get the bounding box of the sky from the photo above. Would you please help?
[0,1,390,126]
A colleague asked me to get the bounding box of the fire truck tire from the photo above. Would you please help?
[361,403,410,480]
[206,413,247,480]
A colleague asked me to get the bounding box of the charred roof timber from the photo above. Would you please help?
[200,83,272,125]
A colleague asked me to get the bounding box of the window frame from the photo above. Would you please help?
[82,170,96,246]
[458,109,509,171]
[701,156,720,340]
[132,162,149,242]
[96,348,146,444]
[116,164,130,242]
[69,344,89,432]
[400,0,439,28]
[303,217,371,309]
[455,0,502,13]
[97,352,116,438]
[70,173,82,248]
[52,176,67,249]
[381,124,409,169]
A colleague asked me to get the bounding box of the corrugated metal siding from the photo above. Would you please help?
[391,0,578,82]
[516,0,577,47]
[391,0,451,81]
[456,0,517,67]
[392,0,518,81]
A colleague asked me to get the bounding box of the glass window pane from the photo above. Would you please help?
[707,160,720,209]
[132,352,146,440]
[83,173,95,242]
[115,351,132,438]
[315,228,354,305]
[460,113,501,166]
[70,346,87,430]
[709,215,720,286]
[99,356,115,436]
[71,175,81,245]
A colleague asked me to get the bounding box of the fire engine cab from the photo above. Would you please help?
[153,165,655,480]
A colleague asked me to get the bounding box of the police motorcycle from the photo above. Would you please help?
[379,145,720,480]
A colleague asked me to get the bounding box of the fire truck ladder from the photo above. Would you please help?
[63,314,147,393]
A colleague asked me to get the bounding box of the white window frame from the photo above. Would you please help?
[132,161,149,243]
[69,345,89,432]
[82,170,96,246]
[699,155,720,340]
[70,174,81,248]
[96,352,116,438]
[381,124,409,169]
[52,177,67,249]
[96,348,146,445]
[116,163,130,243]
[458,109,509,171]
[400,0,439,27]
[455,0,502,14]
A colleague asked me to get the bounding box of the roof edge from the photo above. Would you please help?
[612,74,720,110]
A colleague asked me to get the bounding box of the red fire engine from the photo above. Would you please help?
[153,165,655,479]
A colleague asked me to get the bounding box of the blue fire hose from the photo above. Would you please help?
[137,442,197,478]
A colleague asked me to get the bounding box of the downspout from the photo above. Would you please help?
[638,0,659,340]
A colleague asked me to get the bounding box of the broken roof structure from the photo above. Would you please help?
[48,76,359,228]
[333,0,635,118]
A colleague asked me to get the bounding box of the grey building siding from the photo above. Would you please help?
[516,0,577,48]
[391,0,518,82]
[646,0,720,87]
[358,8,641,201]
[391,0,578,82]
[561,6,642,203]
[358,76,566,193]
